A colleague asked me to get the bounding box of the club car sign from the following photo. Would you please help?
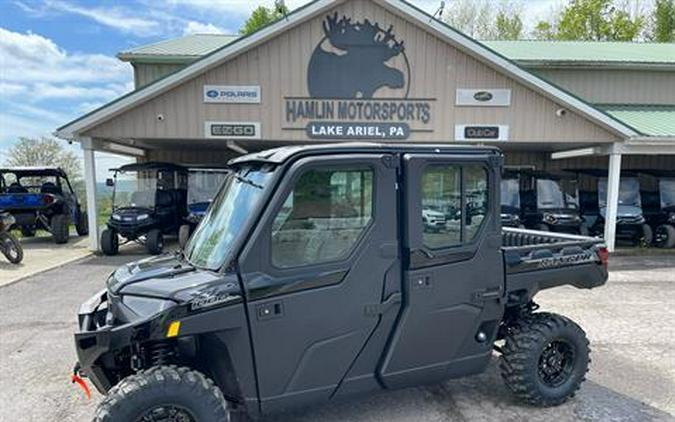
[284,13,435,140]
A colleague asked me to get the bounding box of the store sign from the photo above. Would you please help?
[203,85,261,103]
[283,13,435,140]
[455,124,509,141]
[205,121,261,139]
[456,89,511,107]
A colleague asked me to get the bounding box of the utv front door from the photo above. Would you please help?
[379,153,504,388]
[238,154,400,413]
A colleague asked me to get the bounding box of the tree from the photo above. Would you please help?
[652,0,675,41]
[240,4,290,35]
[443,0,524,40]
[535,0,645,41]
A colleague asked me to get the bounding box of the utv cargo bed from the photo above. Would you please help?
[502,227,608,301]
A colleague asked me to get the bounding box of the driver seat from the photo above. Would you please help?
[7,183,28,194]
[40,182,63,195]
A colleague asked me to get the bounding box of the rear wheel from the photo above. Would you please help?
[146,229,164,255]
[93,366,230,422]
[51,214,69,244]
[640,224,653,247]
[178,224,191,249]
[20,226,36,237]
[655,224,675,248]
[1,232,23,264]
[500,312,590,407]
[101,229,119,256]
[75,211,89,236]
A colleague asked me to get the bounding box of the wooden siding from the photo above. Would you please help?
[535,69,675,105]
[86,0,620,145]
[134,63,186,88]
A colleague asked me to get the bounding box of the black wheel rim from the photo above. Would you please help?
[136,405,196,422]
[538,339,576,388]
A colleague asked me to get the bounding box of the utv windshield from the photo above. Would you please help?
[598,177,641,208]
[660,178,675,208]
[536,179,578,209]
[187,170,229,205]
[114,172,160,209]
[501,178,520,208]
[185,164,274,270]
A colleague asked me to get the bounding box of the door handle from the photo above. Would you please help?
[256,301,284,321]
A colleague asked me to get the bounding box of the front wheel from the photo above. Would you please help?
[500,312,590,407]
[535,223,550,232]
[655,224,675,248]
[101,229,119,256]
[145,229,163,255]
[93,366,230,422]
[1,232,23,264]
[640,224,653,247]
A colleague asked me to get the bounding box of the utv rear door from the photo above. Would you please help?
[238,154,401,413]
[379,153,504,388]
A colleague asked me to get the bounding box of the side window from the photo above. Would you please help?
[271,167,373,268]
[421,163,489,249]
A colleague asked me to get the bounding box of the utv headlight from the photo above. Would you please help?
[122,295,173,317]
[137,213,149,221]
[543,213,557,223]
[669,214,675,223]
[111,213,122,221]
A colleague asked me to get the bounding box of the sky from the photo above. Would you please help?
[0,0,560,178]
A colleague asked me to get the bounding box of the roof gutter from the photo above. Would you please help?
[517,60,675,71]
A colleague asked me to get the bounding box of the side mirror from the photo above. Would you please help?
[106,178,115,187]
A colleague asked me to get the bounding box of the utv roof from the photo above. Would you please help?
[508,169,576,180]
[229,143,501,165]
[113,162,188,172]
[629,169,675,178]
[185,164,230,172]
[563,168,639,178]
[0,166,67,177]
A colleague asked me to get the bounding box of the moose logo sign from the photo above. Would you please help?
[284,13,435,140]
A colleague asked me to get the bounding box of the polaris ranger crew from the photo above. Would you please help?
[74,144,609,421]
[101,162,188,256]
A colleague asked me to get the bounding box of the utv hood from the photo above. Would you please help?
[107,254,240,303]
[599,205,642,219]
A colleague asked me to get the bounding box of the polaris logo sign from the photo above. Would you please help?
[203,85,261,103]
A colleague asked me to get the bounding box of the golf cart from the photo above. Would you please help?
[568,169,652,246]
[0,167,87,243]
[178,166,230,248]
[500,171,523,228]
[101,162,188,255]
[634,170,675,248]
[513,170,585,234]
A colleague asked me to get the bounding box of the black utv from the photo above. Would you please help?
[569,169,652,246]
[74,144,609,421]
[510,170,585,234]
[0,167,87,243]
[635,170,675,248]
[178,166,229,248]
[101,162,187,255]
[500,171,523,228]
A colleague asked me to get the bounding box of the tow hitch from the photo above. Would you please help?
[71,363,91,400]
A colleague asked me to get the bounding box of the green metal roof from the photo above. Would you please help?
[599,105,675,136]
[117,34,238,62]
[484,40,675,68]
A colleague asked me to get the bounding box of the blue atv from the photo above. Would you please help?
[178,166,229,248]
[0,167,87,244]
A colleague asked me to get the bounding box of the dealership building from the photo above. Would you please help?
[56,0,675,252]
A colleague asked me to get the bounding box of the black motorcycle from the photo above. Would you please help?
[0,212,23,264]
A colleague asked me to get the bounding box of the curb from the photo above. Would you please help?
[0,251,94,290]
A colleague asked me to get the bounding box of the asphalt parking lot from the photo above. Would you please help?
[0,249,673,422]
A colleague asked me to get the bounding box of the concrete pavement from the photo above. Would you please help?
[0,252,673,422]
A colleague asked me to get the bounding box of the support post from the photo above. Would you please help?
[81,138,100,252]
[604,150,622,252]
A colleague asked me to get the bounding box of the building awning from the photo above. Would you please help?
[117,34,238,63]
[484,40,675,70]
[599,105,675,137]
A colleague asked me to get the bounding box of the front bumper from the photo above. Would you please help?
[107,219,155,239]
